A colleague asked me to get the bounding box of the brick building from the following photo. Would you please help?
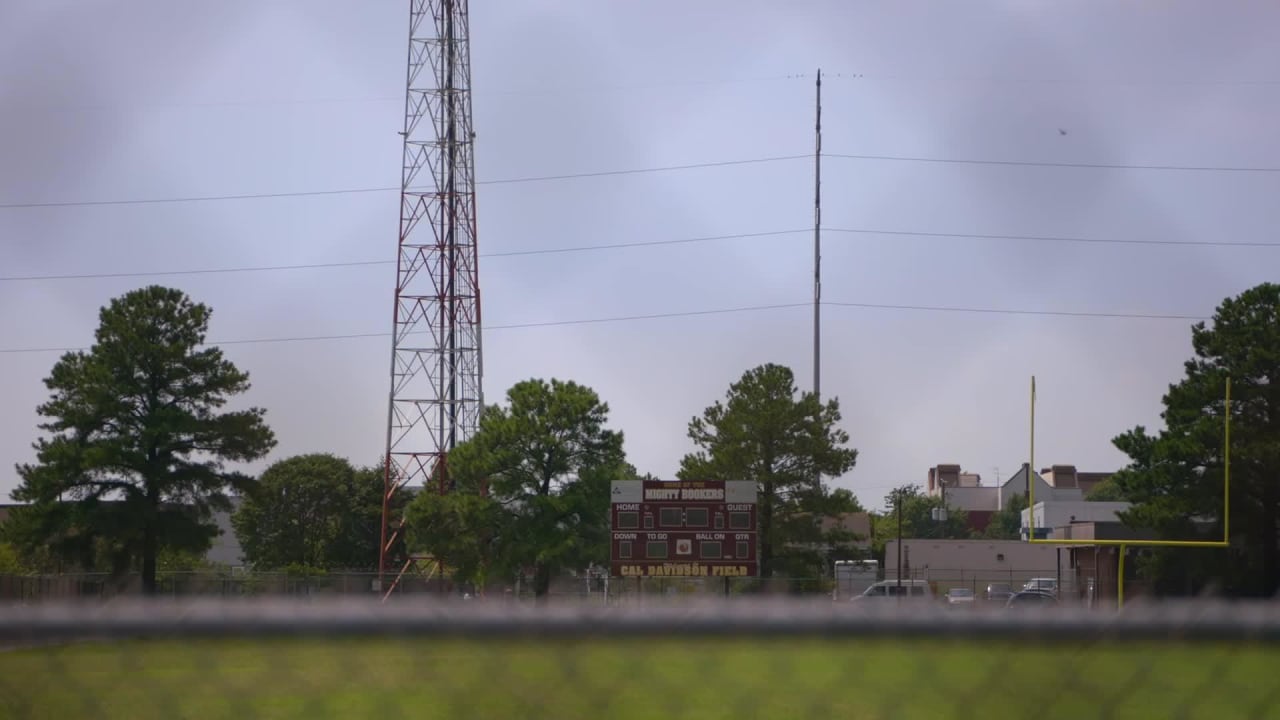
[926,463,1112,533]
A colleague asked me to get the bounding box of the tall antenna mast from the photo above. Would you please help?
[813,68,822,400]
[379,0,483,593]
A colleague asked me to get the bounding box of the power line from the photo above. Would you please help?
[0,230,809,282]
[0,260,392,283]
[2,73,817,113]
[12,69,1280,116]
[477,155,808,186]
[464,229,811,257]
[0,300,1210,355]
[824,301,1207,321]
[0,155,809,210]
[822,227,1280,248]
[0,187,391,210]
[0,303,810,355]
[9,145,1278,211]
[825,152,1280,173]
[8,224,1276,284]
[825,73,1280,87]
[11,72,1278,116]
[486,303,808,329]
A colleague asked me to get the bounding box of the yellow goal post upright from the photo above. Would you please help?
[1026,375,1231,609]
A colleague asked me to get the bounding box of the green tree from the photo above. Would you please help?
[1107,282,1280,597]
[678,363,859,578]
[8,286,276,594]
[1084,479,1126,501]
[0,513,48,572]
[232,453,407,571]
[0,543,27,575]
[405,378,627,600]
[407,471,512,589]
[776,486,868,586]
[981,493,1028,540]
[872,486,971,561]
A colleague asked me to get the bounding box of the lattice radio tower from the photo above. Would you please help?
[378,0,483,593]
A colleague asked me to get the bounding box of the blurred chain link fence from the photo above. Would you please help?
[1,596,1278,720]
[1,570,846,603]
[0,564,1122,605]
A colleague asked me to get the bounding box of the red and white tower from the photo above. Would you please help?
[379,0,483,591]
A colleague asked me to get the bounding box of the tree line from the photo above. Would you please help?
[2,282,1278,598]
[0,286,863,595]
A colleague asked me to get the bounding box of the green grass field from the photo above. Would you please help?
[1,636,1277,719]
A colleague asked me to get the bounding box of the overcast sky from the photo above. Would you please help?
[2,0,1278,511]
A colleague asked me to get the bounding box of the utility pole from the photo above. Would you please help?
[812,68,822,401]
[895,492,903,594]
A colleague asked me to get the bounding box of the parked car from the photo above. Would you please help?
[985,582,1014,604]
[1022,578,1058,595]
[1005,589,1058,610]
[851,579,936,602]
[945,587,976,606]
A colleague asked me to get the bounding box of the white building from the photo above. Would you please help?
[882,538,1069,592]
[1020,501,1131,540]
[926,463,1094,533]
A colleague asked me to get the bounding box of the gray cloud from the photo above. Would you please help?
[3,0,1279,511]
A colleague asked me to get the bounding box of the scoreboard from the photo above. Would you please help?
[609,479,758,578]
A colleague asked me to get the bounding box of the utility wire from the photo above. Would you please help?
[0,187,391,210]
[823,301,1207,321]
[0,230,808,282]
[0,260,393,283]
[825,153,1280,173]
[11,71,1279,114]
[11,72,1277,115]
[484,229,808,257]
[0,300,1209,355]
[477,155,808,186]
[824,73,1280,87]
[0,155,809,210]
[3,73,817,113]
[821,227,1280,248]
[6,147,1279,210]
[5,226,1274,284]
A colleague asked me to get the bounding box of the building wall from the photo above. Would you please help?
[883,538,1068,590]
[1069,546,1124,608]
[206,500,245,567]
[926,464,982,495]
[1040,466,1113,497]
[1021,501,1131,539]
[927,464,1088,515]
[965,510,996,533]
[820,512,872,548]
[941,486,998,513]
[999,465,1084,508]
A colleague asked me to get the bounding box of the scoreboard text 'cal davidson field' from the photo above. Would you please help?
[609,480,758,578]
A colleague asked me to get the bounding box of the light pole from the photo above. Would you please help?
[933,480,949,539]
